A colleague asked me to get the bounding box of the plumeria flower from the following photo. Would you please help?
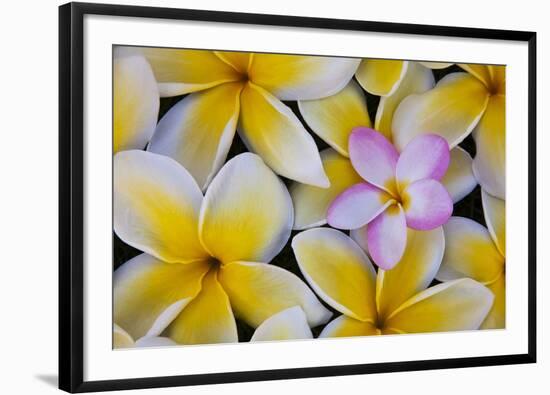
[326,128,453,269]
[292,62,477,231]
[114,324,176,349]
[138,47,361,190]
[114,151,331,345]
[113,48,159,153]
[436,191,506,329]
[292,227,494,336]
[250,306,313,342]
[393,64,505,198]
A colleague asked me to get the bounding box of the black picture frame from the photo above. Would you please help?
[59,2,537,392]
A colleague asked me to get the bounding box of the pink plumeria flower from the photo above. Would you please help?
[327,127,453,270]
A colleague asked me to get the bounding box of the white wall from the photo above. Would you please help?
[0,0,546,394]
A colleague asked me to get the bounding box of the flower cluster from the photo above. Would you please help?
[112,47,505,348]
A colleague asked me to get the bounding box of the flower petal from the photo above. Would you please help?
[349,127,399,195]
[165,269,238,345]
[114,324,134,348]
[238,83,329,187]
[480,275,505,329]
[376,62,435,139]
[482,190,506,257]
[293,228,377,322]
[214,51,252,73]
[140,48,241,96]
[250,306,313,342]
[199,153,293,264]
[392,72,489,151]
[114,150,208,263]
[350,225,370,254]
[114,253,209,340]
[472,95,506,199]
[355,59,408,96]
[384,278,494,333]
[113,52,159,153]
[134,336,177,348]
[320,315,380,338]
[376,227,445,321]
[218,261,332,328]
[290,149,362,230]
[249,54,360,100]
[441,147,478,203]
[419,62,453,69]
[327,183,394,230]
[458,64,492,88]
[437,217,505,283]
[367,205,407,270]
[396,134,450,190]
[298,80,371,156]
[402,179,453,230]
[148,82,243,190]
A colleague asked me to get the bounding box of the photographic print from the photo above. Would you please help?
[112,47,506,348]
[59,3,535,391]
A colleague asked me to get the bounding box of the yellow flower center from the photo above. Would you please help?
[384,179,409,209]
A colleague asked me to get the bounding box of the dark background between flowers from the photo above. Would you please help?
[113,63,486,341]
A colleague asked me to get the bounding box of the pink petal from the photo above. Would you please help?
[349,127,399,195]
[396,134,450,188]
[367,205,407,270]
[402,179,453,230]
[327,183,394,230]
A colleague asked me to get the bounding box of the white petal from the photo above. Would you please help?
[114,253,209,339]
[148,83,242,190]
[441,147,478,203]
[392,72,489,151]
[199,153,293,264]
[298,80,371,156]
[114,150,208,263]
[134,336,177,347]
[249,54,360,100]
[238,83,329,187]
[251,306,313,342]
[113,52,159,153]
[219,261,332,328]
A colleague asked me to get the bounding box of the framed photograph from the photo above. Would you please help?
[59,2,537,392]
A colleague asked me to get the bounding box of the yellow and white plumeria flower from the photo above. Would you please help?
[138,48,360,190]
[251,306,313,342]
[392,64,505,199]
[293,61,477,230]
[114,151,331,345]
[436,191,505,329]
[113,48,159,153]
[292,227,494,336]
[114,324,176,349]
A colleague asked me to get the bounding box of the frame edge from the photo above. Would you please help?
[58,2,537,392]
[527,31,537,363]
[59,2,86,393]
